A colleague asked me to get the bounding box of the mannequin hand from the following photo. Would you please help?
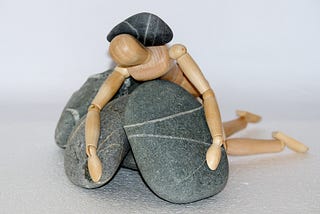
[206,136,223,170]
[87,146,102,182]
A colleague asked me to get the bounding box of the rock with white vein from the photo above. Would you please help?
[55,69,139,148]
[107,12,173,46]
[64,95,133,188]
[124,80,229,203]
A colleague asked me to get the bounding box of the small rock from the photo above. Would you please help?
[55,69,139,148]
[65,96,134,188]
[107,12,173,46]
[124,80,229,203]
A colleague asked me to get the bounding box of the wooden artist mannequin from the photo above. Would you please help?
[85,34,308,182]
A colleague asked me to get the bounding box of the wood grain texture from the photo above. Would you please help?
[91,70,128,109]
[85,104,102,182]
[109,34,149,67]
[160,64,200,97]
[127,46,171,81]
[226,138,285,155]
[223,117,248,137]
[273,131,309,153]
[202,89,224,141]
[85,105,101,153]
[170,45,210,94]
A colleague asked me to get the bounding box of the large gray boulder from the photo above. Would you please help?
[124,80,229,203]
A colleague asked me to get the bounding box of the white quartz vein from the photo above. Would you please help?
[128,134,209,184]
[176,160,207,185]
[67,117,85,143]
[127,134,210,146]
[124,106,203,128]
[124,21,140,39]
[143,14,152,45]
[66,108,80,122]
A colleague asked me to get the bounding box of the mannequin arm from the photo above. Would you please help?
[85,66,130,182]
[169,44,224,170]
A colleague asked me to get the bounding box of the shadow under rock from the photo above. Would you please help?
[74,167,227,211]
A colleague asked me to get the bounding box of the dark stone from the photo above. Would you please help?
[64,95,134,188]
[124,80,229,203]
[55,69,139,149]
[121,150,138,170]
[107,12,173,46]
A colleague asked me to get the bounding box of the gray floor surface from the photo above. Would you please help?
[1,103,319,214]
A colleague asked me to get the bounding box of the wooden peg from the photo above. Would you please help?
[272,131,309,153]
[226,138,285,155]
[236,110,262,123]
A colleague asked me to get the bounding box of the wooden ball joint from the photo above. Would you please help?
[169,44,187,59]
[84,13,308,190]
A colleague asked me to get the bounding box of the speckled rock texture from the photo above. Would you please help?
[55,69,138,148]
[107,12,173,46]
[64,95,136,188]
[124,80,229,203]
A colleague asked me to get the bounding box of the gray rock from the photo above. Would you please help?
[121,150,138,170]
[124,80,229,203]
[64,95,134,188]
[107,12,173,46]
[55,69,139,148]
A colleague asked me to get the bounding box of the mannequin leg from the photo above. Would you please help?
[226,138,285,155]
[225,132,308,155]
[223,110,261,137]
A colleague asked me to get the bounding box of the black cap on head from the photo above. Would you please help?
[107,12,173,46]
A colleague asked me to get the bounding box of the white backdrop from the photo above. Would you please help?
[1,0,319,120]
[0,0,319,213]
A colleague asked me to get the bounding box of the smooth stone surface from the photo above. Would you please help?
[107,12,173,46]
[65,95,135,188]
[124,80,229,203]
[55,69,139,148]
